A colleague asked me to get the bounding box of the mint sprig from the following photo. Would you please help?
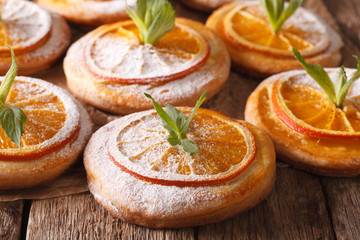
[145,91,207,156]
[0,47,27,150]
[260,0,304,34]
[126,0,175,45]
[293,48,360,108]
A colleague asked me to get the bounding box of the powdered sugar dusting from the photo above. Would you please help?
[84,23,208,80]
[231,2,330,56]
[1,0,51,51]
[64,20,230,110]
[85,118,222,217]
[60,0,136,16]
[0,76,80,152]
[84,112,267,219]
[287,68,360,98]
[107,110,255,183]
[0,100,92,177]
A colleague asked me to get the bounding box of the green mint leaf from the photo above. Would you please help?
[162,121,177,138]
[293,48,336,104]
[0,46,27,150]
[180,91,207,139]
[145,91,207,156]
[126,0,175,45]
[335,66,347,98]
[181,139,198,156]
[275,0,304,33]
[126,1,147,41]
[260,0,304,33]
[165,104,186,129]
[144,93,179,133]
[260,0,282,32]
[0,46,17,104]
[167,136,180,146]
[336,56,360,108]
[0,106,27,150]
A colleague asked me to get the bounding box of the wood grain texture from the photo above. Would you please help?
[20,0,360,239]
[0,201,23,240]
[325,0,360,50]
[321,178,360,240]
[197,167,334,240]
[26,193,195,240]
[304,0,360,68]
[310,2,360,240]
[306,2,360,240]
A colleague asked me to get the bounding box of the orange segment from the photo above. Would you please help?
[83,20,210,84]
[0,1,51,54]
[108,109,256,187]
[223,2,329,57]
[0,77,80,160]
[272,76,360,139]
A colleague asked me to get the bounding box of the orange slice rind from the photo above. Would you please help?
[0,0,52,54]
[272,71,360,139]
[223,2,330,57]
[107,108,256,187]
[83,20,210,84]
[0,77,80,160]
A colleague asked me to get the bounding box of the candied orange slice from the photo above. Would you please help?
[108,108,256,187]
[0,77,80,160]
[0,0,51,54]
[223,2,329,57]
[83,20,210,84]
[272,74,360,139]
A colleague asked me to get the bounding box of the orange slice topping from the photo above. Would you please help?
[0,0,51,54]
[0,77,80,161]
[223,2,329,57]
[108,108,256,187]
[272,72,360,139]
[83,20,210,84]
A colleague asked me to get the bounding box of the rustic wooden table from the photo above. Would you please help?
[1,0,360,239]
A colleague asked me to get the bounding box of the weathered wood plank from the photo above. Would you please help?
[325,0,360,50]
[197,167,334,240]
[23,1,360,239]
[0,201,23,240]
[321,178,360,240]
[304,1,360,240]
[304,0,360,68]
[26,193,195,240]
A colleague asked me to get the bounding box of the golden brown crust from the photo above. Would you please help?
[180,0,232,12]
[36,0,132,26]
[64,18,230,115]
[206,2,343,78]
[0,13,71,76]
[84,109,275,228]
[0,92,93,190]
[244,70,360,177]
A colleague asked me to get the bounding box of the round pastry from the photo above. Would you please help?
[36,0,136,26]
[0,77,93,189]
[0,0,71,75]
[179,0,232,12]
[245,69,360,177]
[206,1,343,78]
[84,107,276,228]
[64,18,230,115]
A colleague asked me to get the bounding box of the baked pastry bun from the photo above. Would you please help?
[0,0,71,75]
[64,18,230,115]
[245,69,360,177]
[179,0,232,12]
[36,0,135,26]
[206,1,343,78]
[84,107,275,228]
[0,77,93,189]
